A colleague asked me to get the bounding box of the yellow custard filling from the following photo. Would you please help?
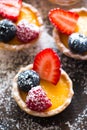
[75,11,87,35]
[59,11,87,49]
[16,6,40,26]
[19,73,70,112]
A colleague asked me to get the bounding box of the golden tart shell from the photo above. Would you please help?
[53,8,87,60]
[12,64,74,117]
[0,2,43,51]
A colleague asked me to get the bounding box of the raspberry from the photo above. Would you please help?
[16,20,40,43]
[17,70,40,92]
[26,86,52,112]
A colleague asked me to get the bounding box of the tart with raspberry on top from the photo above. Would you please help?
[12,48,74,117]
[49,8,87,60]
[0,0,43,51]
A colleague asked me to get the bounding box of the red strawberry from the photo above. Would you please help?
[49,8,79,35]
[0,0,22,21]
[26,86,52,112]
[0,0,22,8]
[33,48,61,85]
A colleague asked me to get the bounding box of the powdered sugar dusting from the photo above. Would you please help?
[0,0,87,127]
[65,105,87,130]
[83,86,87,95]
[0,32,60,130]
[0,37,87,129]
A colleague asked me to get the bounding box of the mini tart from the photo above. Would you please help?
[53,8,87,60]
[12,64,74,117]
[0,2,43,51]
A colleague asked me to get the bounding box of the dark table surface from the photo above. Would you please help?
[0,0,87,130]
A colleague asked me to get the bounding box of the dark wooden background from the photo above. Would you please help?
[0,0,87,130]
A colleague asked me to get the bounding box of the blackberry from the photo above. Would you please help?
[0,19,16,43]
[68,33,87,54]
[17,70,40,92]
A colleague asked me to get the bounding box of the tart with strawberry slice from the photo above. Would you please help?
[49,8,87,60]
[12,48,74,117]
[0,0,43,51]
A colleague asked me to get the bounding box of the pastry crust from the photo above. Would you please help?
[12,64,74,117]
[0,2,43,51]
[53,7,87,60]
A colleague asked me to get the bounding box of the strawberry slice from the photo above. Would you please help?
[0,0,22,21]
[33,48,61,85]
[0,0,22,8]
[49,8,79,35]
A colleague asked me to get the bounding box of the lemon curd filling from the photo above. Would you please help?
[16,5,41,26]
[19,74,70,112]
[59,11,87,49]
[41,76,70,111]
[75,11,87,35]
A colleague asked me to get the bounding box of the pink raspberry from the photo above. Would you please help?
[26,86,52,112]
[16,20,40,43]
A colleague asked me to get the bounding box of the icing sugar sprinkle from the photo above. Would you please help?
[65,105,87,130]
[0,30,87,129]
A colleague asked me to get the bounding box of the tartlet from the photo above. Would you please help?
[53,8,87,60]
[12,64,74,117]
[0,2,43,51]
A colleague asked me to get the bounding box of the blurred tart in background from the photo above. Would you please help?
[49,7,87,60]
[0,0,43,51]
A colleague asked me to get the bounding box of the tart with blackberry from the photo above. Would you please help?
[0,0,43,51]
[12,48,74,117]
[49,8,87,60]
